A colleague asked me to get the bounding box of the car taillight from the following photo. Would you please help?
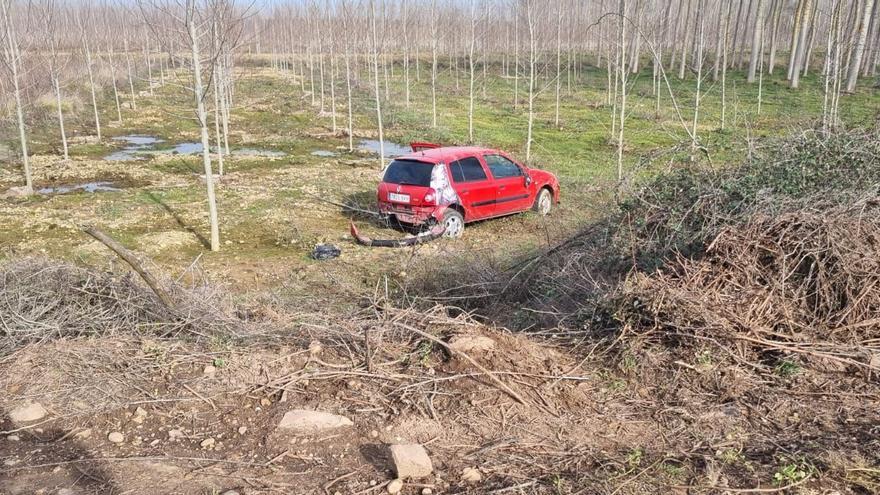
[424,189,436,205]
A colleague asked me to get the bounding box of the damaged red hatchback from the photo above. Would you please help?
[377,143,560,238]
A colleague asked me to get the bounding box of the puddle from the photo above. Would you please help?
[105,135,164,161]
[311,150,339,157]
[357,140,411,158]
[104,136,285,160]
[37,182,121,195]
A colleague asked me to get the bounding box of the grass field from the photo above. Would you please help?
[0,59,877,303]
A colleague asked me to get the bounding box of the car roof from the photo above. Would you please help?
[396,146,502,164]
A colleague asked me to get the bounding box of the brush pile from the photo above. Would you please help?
[614,197,880,376]
[0,258,239,354]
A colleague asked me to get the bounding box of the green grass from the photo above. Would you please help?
[0,56,877,294]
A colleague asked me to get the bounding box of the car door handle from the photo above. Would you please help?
[498,186,505,190]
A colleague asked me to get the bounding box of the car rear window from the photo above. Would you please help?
[449,157,488,183]
[382,160,434,187]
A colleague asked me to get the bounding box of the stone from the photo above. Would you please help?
[7,435,20,442]
[386,479,403,494]
[389,444,433,479]
[421,489,433,495]
[203,365,217,375]
[168,429,184,441]
[131,407,148,424]
[57,489,75,495]
[2,186,33,199]
[238,426,248,435]
[9,402,47,423]
[278,410,353,432]
[108,432,124,444]
[461,467,482,483]
[73,429,91,440]
[220,491,241,495]
[200,437,216,449]
[448,335,496,355]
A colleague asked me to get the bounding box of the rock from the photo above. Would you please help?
[7,435,20,442]
[203,365,217,375]
[278,410,353,432]
[200,437,216,449]
[461,467,482,483]
[2,186,33,199]
[389,444,433,479]
[220,491,241,495]
[308,341,323,356]
[238,426,248,435]
[73,429,92,440]
[9,402,47,423]
[386,479,403,494]
[132,407,148,424]
[448,335,496,355]
[422,489,433,495]
[57,489,76,495]
[168,429,184,441]
[108,432,124,444]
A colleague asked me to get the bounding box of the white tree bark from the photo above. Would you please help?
[747,0,765,82]
[1,0,33,193]
[846,0,876,92]
[188,9,220,252]
[369,0,385,167]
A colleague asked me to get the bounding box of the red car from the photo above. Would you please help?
[377,144,560,238]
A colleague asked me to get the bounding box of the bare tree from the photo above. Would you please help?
[369,0,384,166]
[746,0,765,82]
[0,0,33,194]
[467,0,478,142]
[846,0,877,92]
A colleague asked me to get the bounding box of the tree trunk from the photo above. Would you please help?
[1,0,33,193]
[468,0,477,142]
[747,0,766,82]
[767,0,782,74]
[787,0,806,80]
[846,0,877,92]
[369,0,385,167]
[188,14,221,252]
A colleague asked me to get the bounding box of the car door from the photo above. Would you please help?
[448,155,496,220]
[484,153,531,215]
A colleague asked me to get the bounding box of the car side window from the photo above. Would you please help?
[449,157,488,183]
[484,154,522,179]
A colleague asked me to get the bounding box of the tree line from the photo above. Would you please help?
[1,0,876,251]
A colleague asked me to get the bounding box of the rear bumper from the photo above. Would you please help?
[378,202,440,225]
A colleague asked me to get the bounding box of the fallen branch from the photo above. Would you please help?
[393,320,528,405]
[82,225,176,311]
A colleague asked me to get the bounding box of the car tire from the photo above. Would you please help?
[533,188,553,216]
[442,209,465,238]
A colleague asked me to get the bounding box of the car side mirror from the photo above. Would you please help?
[524,175,532,187]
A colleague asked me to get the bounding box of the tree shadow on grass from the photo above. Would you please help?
[145,191,210,249]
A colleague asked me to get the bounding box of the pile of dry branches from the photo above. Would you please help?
[0,258,239,355]
[612,197,880,376]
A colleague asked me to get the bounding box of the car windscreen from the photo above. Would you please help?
[382,160,434,187]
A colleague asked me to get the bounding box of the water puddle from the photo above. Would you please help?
[105,135,164,161]
[357,140,411,158]
[104,135,285,160]
[37,182,121,195]
[311,150,338,157]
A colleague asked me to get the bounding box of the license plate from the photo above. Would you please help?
[388,192,410,203]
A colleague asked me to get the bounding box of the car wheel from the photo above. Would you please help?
[533,188,553,216]
[442,209,465,238]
